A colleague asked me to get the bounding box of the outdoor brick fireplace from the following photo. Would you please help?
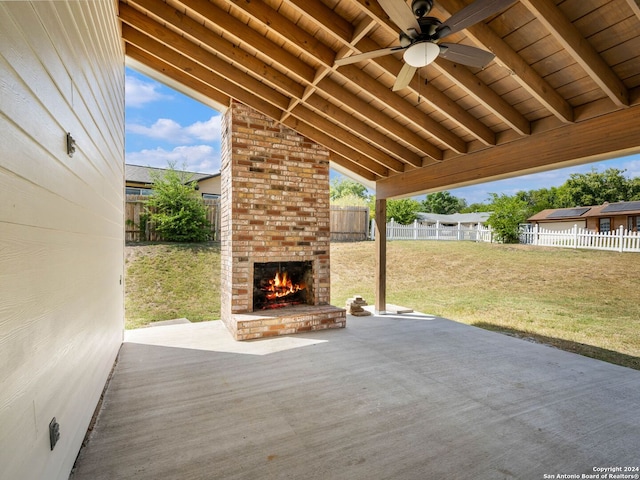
[220,101,346,340]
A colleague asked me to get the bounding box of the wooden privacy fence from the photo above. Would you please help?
[126,197,369,242]
[125,195,221,242]
[520,224,640,253]
[371,219,494,242]
[330,206,370,241]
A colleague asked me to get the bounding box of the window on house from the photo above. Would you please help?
[126,187,153,196]
[599,217,611,232]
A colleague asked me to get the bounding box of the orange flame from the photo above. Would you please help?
[264,271,305,300]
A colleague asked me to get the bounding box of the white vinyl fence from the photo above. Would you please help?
[521,224,640,253]
[371,219,494,242]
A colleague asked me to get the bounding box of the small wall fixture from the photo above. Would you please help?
[66,132,76,157]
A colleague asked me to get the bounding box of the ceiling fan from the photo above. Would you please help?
[335,0,517,91]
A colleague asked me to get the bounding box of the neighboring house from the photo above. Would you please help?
[527,201,640,233]
[125,164,221,198]
[416,212,491,228]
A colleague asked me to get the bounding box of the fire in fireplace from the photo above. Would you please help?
[253,261,313,311]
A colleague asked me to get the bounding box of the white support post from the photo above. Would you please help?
[573,224,578,249]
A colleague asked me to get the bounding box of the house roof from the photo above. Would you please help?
[528,201,640,221]
[120,0,640,197]
[416,212,491,224]
[125,164,220,185]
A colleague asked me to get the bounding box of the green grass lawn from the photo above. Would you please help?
[125,241,640,370]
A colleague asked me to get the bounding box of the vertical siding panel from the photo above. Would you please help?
[0,1,124,479]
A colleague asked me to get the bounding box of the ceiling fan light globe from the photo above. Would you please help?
[403,41,440,67]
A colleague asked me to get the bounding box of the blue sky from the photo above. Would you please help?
[125,67,640,204]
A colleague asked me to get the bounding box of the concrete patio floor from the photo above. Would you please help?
[70,312,640,480]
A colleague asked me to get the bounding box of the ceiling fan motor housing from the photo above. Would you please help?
[412,0,434,18]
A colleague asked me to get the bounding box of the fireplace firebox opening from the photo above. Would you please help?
[253,261,314,311]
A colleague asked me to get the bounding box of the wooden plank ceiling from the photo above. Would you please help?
[119,0,640,198]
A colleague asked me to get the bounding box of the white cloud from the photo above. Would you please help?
[126,115,222,144]
[185,116,222,142]
[620,158,640,178]
[125,75,171,107]
[126,145,220,173]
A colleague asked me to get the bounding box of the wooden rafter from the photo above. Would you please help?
[118,0,640,193]
[437,0,574,123]
[520,0,629,108]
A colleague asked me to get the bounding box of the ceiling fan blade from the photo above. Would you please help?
[392,63,417,91]
[438,43,495,68]
[334,47,400,66]
[434,0,518,39]
[378,0,421,37]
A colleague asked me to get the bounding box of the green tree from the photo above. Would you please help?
[386,198,421,225]
[558,168,630,206]
[461,202,492,213]
[516,186,569,213]
[486,193,529,243]
[330,178,369,201]
[145,163,211,242]
[421,191,467,214]
[627,177,640,200]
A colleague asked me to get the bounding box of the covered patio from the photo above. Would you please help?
[70,312,640,479]
[3,1,640,478]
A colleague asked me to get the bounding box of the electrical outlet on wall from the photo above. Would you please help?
[49,417,60,450]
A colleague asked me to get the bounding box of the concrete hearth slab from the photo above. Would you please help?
[71,314,640,480]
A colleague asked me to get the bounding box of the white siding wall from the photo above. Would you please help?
[0,2,124,479]
[535,220,587,231]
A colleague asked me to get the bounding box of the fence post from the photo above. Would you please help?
[573,224,578,249]
[619,225,625,252]
[413,219,418,240]
[533,224,539,246]
[435,221,440,241]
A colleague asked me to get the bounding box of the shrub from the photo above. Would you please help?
[145,164,211,242]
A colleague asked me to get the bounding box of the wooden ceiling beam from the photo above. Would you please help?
[175,0,315,85]
[304,94,423,168]
[121,26,284,118]
[285,0,354,45]
[282,116,390,178]
[520,0,629,108]
[290,105,407,173]
[290,1,494,146]
[119,3,292,110]
[433,59,531,136]
[351,0,526,138]
[125,44,231,108]
[121,20,389,177]
[377,104,640,199]
[123,0,305,101]
[360,38,497,146]
[328,151,380,182]
[317,78,443,161]
[228,0,465,154]
[436,0,574,124]
[225,0,336,67]
[337,65,467,153]
[624,0,640,20]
